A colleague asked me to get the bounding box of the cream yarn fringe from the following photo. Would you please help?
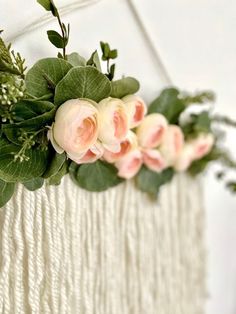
[0,174,206,314]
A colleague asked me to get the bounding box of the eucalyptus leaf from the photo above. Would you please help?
[25,58,72,98]
[54,66,111,105]
[69,160,123,192]
[48,161,68,185]
[67,52,86,67]
[43,152,66,178]
[182,111,211,138]
[12,99,55,121]
[47,30,65,48]
[37,0,51,11]
[0,137,49,183]
[148,88,185,124]
[37,0,57,16]
[110,77,140,98]
[136,166,174,196]
[86,50,101,71]
[23,177,44,191]
[3,100,56,144]
[0,179,15,208]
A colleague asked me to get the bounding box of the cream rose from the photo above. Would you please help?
[142,149,167,173]
[159,125,184,166]
[115,149,143,179]
[122,95,147,128]
[103,130,138,163]
[67,141,104,164]
[136,113,168,149]
[190,133,214,160]
[96,97,128,153]
[48,99,99,160]
[174,144,195,172]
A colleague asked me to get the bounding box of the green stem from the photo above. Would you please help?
[56,14,66,59]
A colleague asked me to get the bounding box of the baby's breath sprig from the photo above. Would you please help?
[0,73,25,107]
[14,129,48,162]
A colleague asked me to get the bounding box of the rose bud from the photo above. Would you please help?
[142,149,167,173]
[115,149,143,179]
[190,133,215,160]
[136,113,168,149]
[103,130,138,163]
[96,97,129,153]
[159,125,184,166]
[122,95,147,128]
[48,98,99,159]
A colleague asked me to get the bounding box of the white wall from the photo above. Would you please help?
[1,0,236,313]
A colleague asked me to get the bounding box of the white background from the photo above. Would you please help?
[1,0,236,313]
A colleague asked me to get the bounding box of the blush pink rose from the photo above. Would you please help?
[159,125,184,166]
[122,95,147,128]
[191,133,214,160]
[97,97,129,153]
[136,113,168,149]
[103,131,138,163]
[48,99,99,159]
[142,149,167,173]
[115,149,143,179]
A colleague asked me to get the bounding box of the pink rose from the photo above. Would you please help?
[191,133,214,160]
[142,149,167,173]
[115,149,143,179]
[97,97,129,153]
[103,130,138,163]
[159,125,184,166]
[48,99,99,160]
[122,95,147,128]
[174,145,194,172]
[136,113,168,148]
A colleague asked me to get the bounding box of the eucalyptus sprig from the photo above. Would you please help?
[100,41,118,80]
[37,0,70,59]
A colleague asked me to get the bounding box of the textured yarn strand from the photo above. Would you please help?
[0,175,205,313]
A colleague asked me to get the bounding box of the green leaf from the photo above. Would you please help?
[67,52,86,67]
[108,49,118,59]
[12,99,55,122]
[37,0,58,16]
[110,77,140,98]
[0,179,15,207]
[43,152,66,178]
[136,166,174,196]
[25,58,72,98]
[0,137,49,183]
[54,66,111,105]
[2,100,56,144]
[47,30,66,48]
[86,50,102,71]
[48,161,68,185]
[23,177,44,191]
[100,42,110,60]
[69,160,123,192]
[182,111,211,138]
[37,0,51,11]
[148,88,185,124]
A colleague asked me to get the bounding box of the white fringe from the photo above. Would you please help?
[0,174,206,313]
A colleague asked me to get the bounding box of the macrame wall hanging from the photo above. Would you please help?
[1,0,235,313]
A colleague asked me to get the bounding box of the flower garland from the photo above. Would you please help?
[0,0,236,207]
